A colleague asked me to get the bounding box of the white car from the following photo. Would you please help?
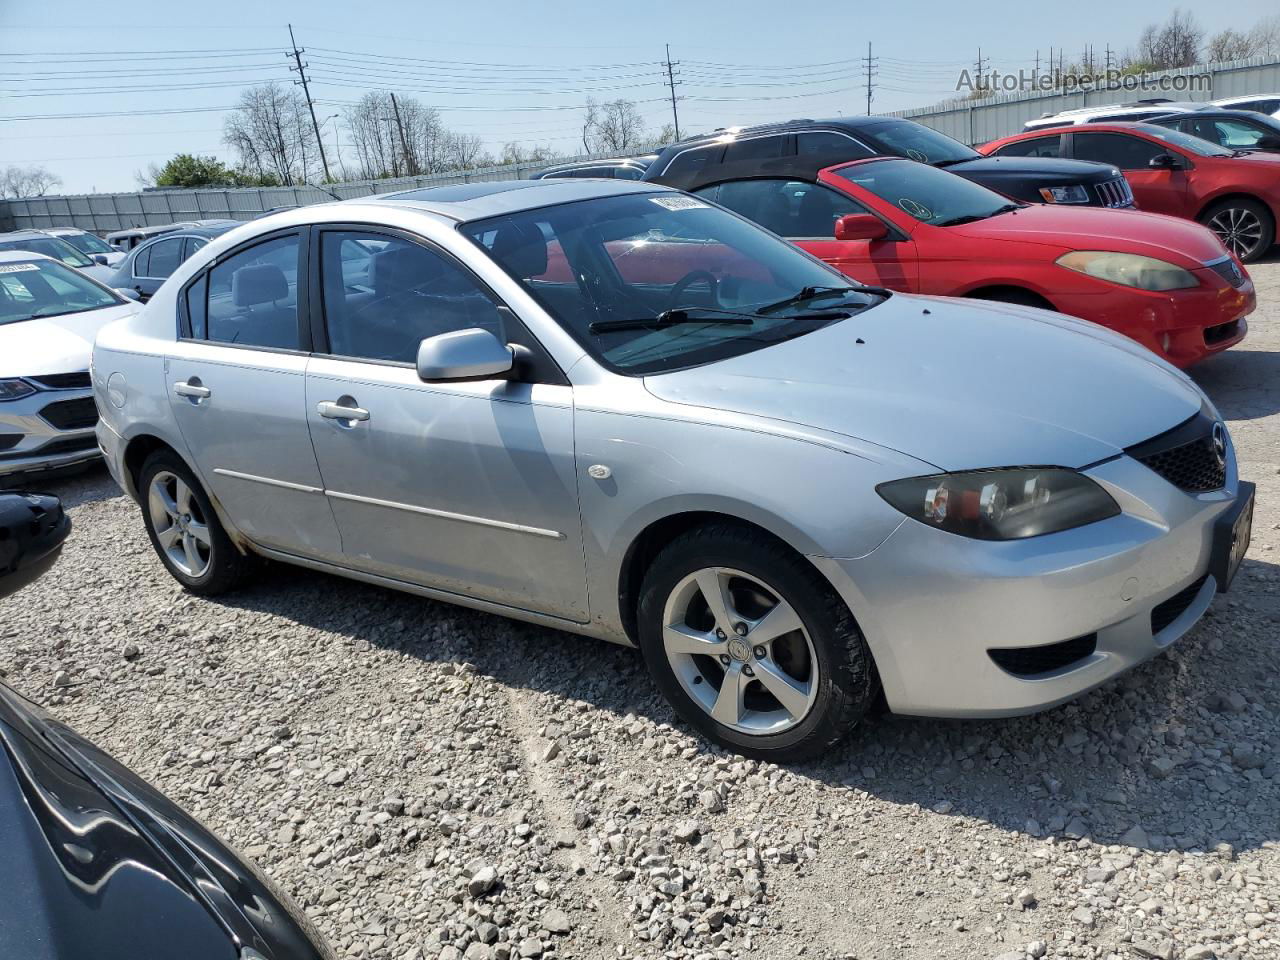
[0,252,140,481]
[1211,93,1280,119]
[0,231,117,285]
[43,228,126,267]
[1023,100,1208,132]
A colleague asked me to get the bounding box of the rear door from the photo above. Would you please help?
[700,178,917,290]
[167,228,343,560]
[130,235,187,300]
[1069,132,1192,216]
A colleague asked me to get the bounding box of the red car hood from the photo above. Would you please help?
[946,205,1230,266]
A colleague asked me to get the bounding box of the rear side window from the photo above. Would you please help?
[1072,133,1166,169]
[796,131,876,161]
[992,135,1061,158]
[144,237,185,279]
[199,234,301,349]
[723,136,785,162]
[132,244,152,278]
[660,144,723,178]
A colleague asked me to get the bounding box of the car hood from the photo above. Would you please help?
[643,293,1204,471]
[0,302,138,378]
[78,263,118,284]
[946,205,1230,264]
[947,154,1121,184]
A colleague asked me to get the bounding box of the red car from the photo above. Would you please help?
[980,122,1280,262]
[668,157,1253,367]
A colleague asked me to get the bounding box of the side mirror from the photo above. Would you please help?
[1256,135,1280,150]
[416,328,514,382]
[1148,153,1183,170]
[0,492,70,600]
[834,213,889,242]
[114,287,141,301]
[92,254,110,265]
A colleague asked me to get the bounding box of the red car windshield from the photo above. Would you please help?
[829,158,1021,226]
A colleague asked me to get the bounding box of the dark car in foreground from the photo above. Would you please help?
[644,117,1136,209]
[0,492,332,960]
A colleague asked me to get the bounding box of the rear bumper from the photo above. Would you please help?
[0,387,100,479]
[812,450,1242,717]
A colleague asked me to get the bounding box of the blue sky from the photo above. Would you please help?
[2,0,1276,193]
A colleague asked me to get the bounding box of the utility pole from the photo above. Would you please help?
[664,44,681,141]
[389,92,416,177]
[975,47,988,96]
[287,24,332,183]
[864,42,877,114]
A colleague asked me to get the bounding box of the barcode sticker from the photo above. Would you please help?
[0,263,40,273]
[650,196,709,211]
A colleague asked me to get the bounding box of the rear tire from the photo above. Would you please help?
[637,523,878,761]
[972,288,1055,311]
[138,450,255,595]
[1199,198,1274,263]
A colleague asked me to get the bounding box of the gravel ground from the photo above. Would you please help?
[3,258,1280,960]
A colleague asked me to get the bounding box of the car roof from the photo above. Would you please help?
[42,227,89,235]
[0,230,58,241]
[365,177,669,221]
[1151,108,1279,122]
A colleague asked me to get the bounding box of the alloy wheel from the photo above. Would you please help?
[661,566,819,735]
[147,470,212,578]
[1207,206,1264,260]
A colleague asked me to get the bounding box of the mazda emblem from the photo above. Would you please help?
[1212,422,1227,469]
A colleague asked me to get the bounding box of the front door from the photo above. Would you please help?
[168,230,342,560]
[1070,132,1192,217]
[304,228,589,621]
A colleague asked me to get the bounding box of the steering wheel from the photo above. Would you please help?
[664,270,722,313]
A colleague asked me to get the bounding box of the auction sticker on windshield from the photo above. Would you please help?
[650,196,709,211]
[0,263,40,273]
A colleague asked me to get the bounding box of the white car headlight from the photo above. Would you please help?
[1038,184,1090,204]
[877,468,1120,541]
[0,379,36,402]
[1056,251,1199,291]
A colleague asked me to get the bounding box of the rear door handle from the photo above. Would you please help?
[316,400,369,422]
[174,380,211,399]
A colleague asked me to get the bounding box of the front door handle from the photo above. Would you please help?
[317,400,370,422]
[174,380,211,399]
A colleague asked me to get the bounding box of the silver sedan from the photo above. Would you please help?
[92,179,1253,760]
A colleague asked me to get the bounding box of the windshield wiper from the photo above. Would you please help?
[933,157,973,168]
[756,284,889,316]
[935,203,1020,227]
[589,307,757,334]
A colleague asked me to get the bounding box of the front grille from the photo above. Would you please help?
[0,435,96,462]
[1095,176,1135,208]
[38,396,98,431]
[989,634,1098,677]
[1127,410,1226,492]
[29,372,91,390]
[1151,576,1208,634]
[1206,257,1246,288]
[1205,319,1242,345]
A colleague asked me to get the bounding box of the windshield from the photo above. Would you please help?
[0,259,122,325]
[1133,123,1233,157]
[0,235,93,268]
[462,192,883,375]
[56,231,115,257]
[859,119,980,165]
[830,158,1020,225]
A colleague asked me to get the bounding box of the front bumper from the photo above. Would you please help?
[813,450,1244,717]
[0,386,100,480]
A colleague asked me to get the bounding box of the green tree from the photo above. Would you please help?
[152,154,238,188]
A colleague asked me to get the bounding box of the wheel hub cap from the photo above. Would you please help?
[727,637,752,662]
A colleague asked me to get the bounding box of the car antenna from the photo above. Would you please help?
[307,182,344,202]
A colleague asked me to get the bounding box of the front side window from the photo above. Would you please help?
[0,236,93,269]
[1186,118,1265,148]
[320,231,505,363]
[139,237,185,279]
[992,135,1061,158]
[199,234,300,349]
[0,260,121,325]
[1073,133,1174,168]
[796,131,876,161]
[858,119,979,165]
[463,191,883,375]
[829,158,1019,225]
[710,179,866,238]
[722,136,785,162]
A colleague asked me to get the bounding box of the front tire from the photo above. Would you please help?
[1199,198,1274,263]
[637,524,878,761]
[138,450,254,595]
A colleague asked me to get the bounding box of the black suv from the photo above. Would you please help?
[644,116,1135,208]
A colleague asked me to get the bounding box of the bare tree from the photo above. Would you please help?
[1136,10,1204,68]
[1206,28,1262,62]
[443,132,492,170]
[223,82,319,185]
[1250,14,1280,58]
[500,142,562,165]
[0,165,62,198]
[581,99,601,154]
[588,99,647,154]
[345,92,460,179]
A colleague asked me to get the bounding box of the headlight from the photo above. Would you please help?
[877,468,1119,540]
[1056,251,1199,291]
[0,379,35,402]
[1039,184,1090,204]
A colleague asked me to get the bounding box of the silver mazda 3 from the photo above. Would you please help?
[92,179,1254,760]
